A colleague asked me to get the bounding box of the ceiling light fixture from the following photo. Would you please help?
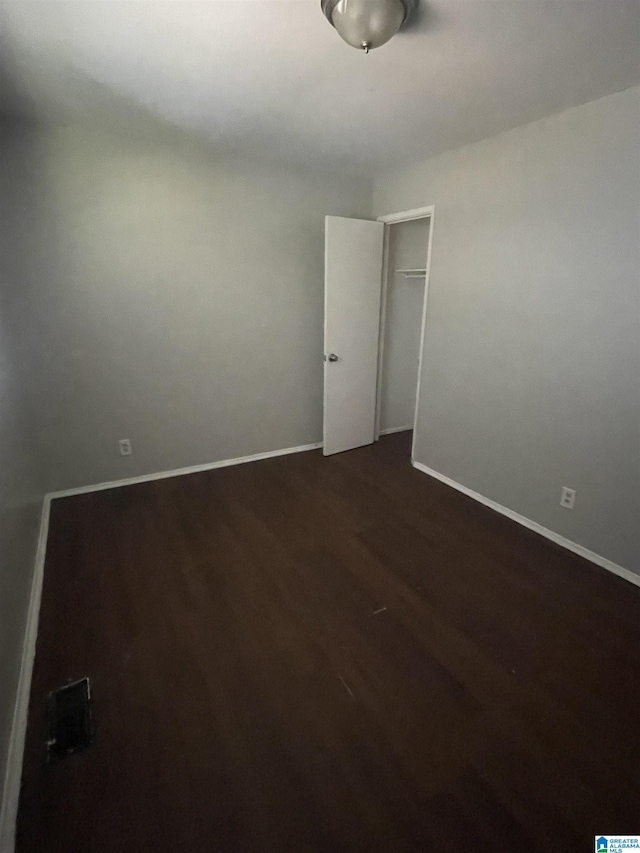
[321,0,416,53]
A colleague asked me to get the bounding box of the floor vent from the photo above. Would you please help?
[47,677,94,760]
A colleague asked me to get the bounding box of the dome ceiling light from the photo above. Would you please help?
[321,0,416,53]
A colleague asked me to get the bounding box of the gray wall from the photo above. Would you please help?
[8,125,370,492]
[0,121,45,822]
[374,86,640,575]
[380,218,430,433]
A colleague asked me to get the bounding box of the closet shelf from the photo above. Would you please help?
[396,268,427,279]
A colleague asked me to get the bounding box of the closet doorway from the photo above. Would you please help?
[375,209,433,460]
[322,207,433,459]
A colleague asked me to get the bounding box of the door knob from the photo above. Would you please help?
[327,353,339,362]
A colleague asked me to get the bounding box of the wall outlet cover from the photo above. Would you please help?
[560,487,576,509]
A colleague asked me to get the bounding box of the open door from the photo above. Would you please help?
[323,216,384,456]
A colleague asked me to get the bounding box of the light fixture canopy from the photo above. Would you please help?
[321,0,416,53]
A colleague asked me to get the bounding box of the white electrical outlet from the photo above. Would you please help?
[119,439,132,456]
[560,487,576,509]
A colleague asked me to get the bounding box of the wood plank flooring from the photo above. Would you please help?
[18,433,640,852]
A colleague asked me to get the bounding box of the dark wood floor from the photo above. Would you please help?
[18,432,639,852]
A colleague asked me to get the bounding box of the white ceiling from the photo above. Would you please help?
[1,0,639,176]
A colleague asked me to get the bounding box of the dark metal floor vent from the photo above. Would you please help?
[47,677,94,760]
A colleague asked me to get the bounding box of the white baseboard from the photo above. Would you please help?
[379,425,413,436]
[48,442,323,500]
[412,460,640,588]
[0,497,51,853]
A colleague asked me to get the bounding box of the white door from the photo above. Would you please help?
[323,216,384,456]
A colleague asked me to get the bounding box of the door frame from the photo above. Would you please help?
[374,205,435,463]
